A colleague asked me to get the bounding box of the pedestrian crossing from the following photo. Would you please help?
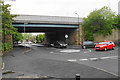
[67,56,118,62]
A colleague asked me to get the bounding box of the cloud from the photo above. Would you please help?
[5,0,119,17]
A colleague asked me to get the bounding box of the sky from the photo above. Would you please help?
[4,0,120,35]
[5,0,119,18]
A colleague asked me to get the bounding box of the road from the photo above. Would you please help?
[2,44,119,78]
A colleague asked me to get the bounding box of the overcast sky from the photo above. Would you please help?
[5,0,119,18]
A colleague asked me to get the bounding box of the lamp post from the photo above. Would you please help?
[24,22,28,47]
[75,13,80,45]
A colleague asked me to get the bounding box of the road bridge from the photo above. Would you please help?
[12,15,84,45]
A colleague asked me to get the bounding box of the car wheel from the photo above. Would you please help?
[83,46,86,49]
[112,46,115,50]
[104,47,107,51]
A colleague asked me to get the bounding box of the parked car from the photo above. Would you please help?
[95,41,115,51]
[53,41,67,48]
[81,41,96,49]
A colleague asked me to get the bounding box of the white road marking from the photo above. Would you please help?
[93,67,119,77]
[89,58,98,61]
[88,49,92,52]
[79,59,88,61]
[67,59,77,62]
[67,56,118,63]
[100,56,118,60]
[84,49,91,53]
[84,52,88,53]
[50,52,54,53]
[2,62,5,70]
[60,49,80,53]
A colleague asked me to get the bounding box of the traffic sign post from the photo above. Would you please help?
[65,34,68,44]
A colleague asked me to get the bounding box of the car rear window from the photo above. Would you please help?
[83,41,93,43]
[99,42,108,44]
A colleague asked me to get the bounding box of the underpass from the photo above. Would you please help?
[12,15,84,45]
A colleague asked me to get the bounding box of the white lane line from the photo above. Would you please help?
[67,59,77,62]
[89,58,98,61]
[79,59,88,61]
[100,56,118,60]
[93,67,119,77]
[67,56,118,62]
[60,49,80,53]
[88,49,91,52]
[84,49,91,53]
[84,52,88,53]
[50,52,54,53]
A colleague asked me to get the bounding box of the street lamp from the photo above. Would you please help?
[75,13,80,45]
[24,22,28,47]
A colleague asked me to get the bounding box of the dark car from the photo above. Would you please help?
[53,41,67,48]
[81,41,97,49]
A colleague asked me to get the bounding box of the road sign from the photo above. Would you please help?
[65,34,68,39]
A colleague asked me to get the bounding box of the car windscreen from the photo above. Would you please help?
[99,42,108,44]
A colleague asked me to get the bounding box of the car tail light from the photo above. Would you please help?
[82,43,84,45]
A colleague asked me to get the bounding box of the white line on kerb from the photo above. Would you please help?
[93,66,119,77]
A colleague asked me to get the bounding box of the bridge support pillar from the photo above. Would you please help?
[68,25,84,45]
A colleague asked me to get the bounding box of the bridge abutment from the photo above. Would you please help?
[44,25,84,45]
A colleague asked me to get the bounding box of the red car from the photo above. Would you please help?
[95,41,115,51]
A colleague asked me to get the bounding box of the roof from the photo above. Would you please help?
[13,14,84,25]
[102,40,113,42]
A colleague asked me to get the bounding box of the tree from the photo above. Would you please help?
[37,34,45,43]
[82,6,116,40]
[13,33,23,43]
[0,1,18,51]
[1,2,18,35]
[23,33,35,41]
[113,15,120,29]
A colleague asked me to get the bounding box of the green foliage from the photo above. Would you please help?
[36,34,45,43]
[13,33,24,42]
[82,6,116,40]
[2,42,13,51]
[0,1,18,52]
[23,33,36,42]
[1,3,18,35]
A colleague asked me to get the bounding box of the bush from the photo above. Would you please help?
[2,42,13,52]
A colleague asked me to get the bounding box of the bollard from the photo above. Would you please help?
[75,74,80,80]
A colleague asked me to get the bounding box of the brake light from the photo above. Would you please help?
[82,43,84,45]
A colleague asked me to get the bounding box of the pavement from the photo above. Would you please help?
[2,44,119,79]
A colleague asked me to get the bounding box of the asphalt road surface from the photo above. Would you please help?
[2,44,119,78]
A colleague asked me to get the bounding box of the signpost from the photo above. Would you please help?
[65,34,68,44]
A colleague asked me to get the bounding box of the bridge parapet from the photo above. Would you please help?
[13,14,83,25]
